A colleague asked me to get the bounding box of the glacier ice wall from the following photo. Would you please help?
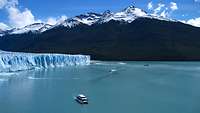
[0,51,90,72]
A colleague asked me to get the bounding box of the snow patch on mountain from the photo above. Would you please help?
[75,13,102,25]
[100,6,148,23]
[57,12,102,28]
[58,18,82,28]
[9,23,52,34]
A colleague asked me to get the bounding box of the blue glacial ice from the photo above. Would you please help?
[0,51,90,72]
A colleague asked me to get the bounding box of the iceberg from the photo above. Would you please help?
[0,51,90,72]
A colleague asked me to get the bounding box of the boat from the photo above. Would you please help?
[75,94,88,104]
[109,69,117,73]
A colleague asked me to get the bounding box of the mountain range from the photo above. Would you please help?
[0,6,200,61]
[0,6,174,35]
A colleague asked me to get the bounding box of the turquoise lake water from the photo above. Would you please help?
[0,61,200,113]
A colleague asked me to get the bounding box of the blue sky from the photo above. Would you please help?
[0,0,200,29]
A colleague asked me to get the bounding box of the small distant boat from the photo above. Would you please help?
[144,64,149,66]
[109,69,117,73]
[75,94,88,104]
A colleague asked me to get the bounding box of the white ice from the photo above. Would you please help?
[0,51,90,72]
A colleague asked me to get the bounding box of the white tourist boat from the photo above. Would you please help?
[75,94,88,104]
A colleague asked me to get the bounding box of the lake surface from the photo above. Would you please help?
[0,61,200,113]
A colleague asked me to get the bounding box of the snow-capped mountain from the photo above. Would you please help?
[57,6,151,27]
[55,6,173,27]
[99,6,148,23]
[57,6,172,27]
[75,12,102,25]
[4,23,52,35]
[57,12,102,28]
[0,5,176,36]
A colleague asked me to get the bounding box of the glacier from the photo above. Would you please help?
[0,51,90,72]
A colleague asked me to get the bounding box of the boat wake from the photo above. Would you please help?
[27,76,49,80]
[72,78,81,80]
[118,62,126,65]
